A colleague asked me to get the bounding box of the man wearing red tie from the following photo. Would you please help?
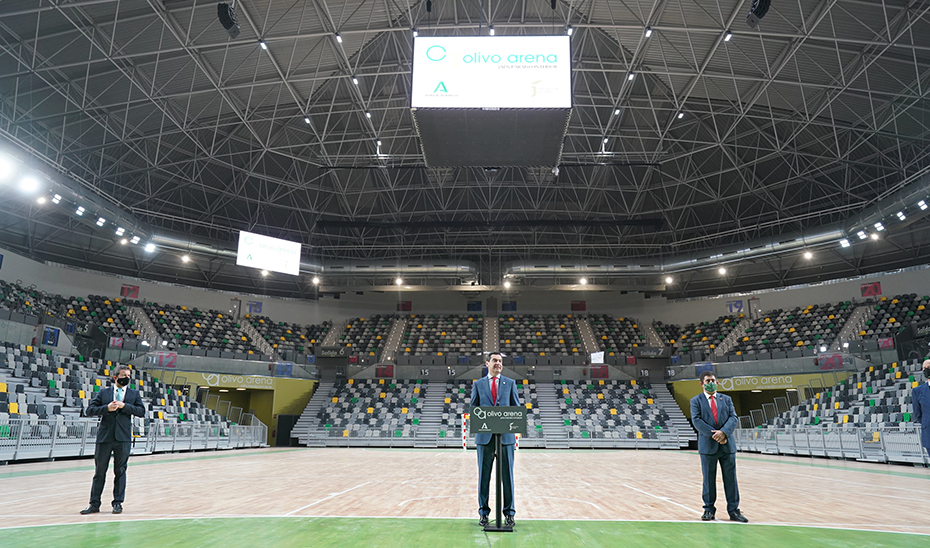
[470,352,521,527]
[689,371,747,523]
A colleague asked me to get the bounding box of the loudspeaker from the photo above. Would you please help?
[746,0,771,28]
[217,3,241,39]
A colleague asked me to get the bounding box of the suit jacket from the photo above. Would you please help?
[86,386,146,443]
[690,391,738,454]
[471,375,522,446]
[913,382,930,451]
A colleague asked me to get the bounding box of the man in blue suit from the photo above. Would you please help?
[80,365,146,515]
[690,371,748,523]
[471,352,521,527]
[912,359,930,458]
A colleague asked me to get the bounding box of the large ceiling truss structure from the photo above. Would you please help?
[2,0,930,299]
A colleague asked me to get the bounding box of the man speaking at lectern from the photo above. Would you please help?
[471,352,521,527]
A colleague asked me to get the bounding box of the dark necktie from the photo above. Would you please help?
[710,395,718,423]
[491,377,498,405]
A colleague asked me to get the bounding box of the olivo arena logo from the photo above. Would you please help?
[425,44,558,65]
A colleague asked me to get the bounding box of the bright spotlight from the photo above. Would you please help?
[304,117,311,124]
[130,235,141,245]
[365,111,371,118]
[120,238,128,245]
[897,211,906,221]
[52,194,61,204]
[677,112,684,119]
[566,26,573,36]
[259,40,267,50]
[504,281,511,289]
[644,27,652,38]
[874,222,885,231]
[803,251,812,259]
[19,177,39,193]
[628,72,635,81]
[335,33,343,43]
[614,108,620,116]
[603,138,609,144]
[839,239,850,248]
[856,230,867,240]
[115,227,125,236]
[144,243,156,253]
[36,196,46,204]
[181,255,190,263]
[395,277,403,285]
[870,233,879,240]
[352,76,359,85]
[75,206,85,216]
[718,267,727,275]
[580,277,587,285]
[665,276,673,284]
[724,30,733,41]
[489,25,495,36]
[312,276,320,285]
[261,270,269,277]
[96,217,106,227]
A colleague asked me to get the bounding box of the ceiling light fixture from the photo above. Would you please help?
[856,231,867,240]
[566,26,573,36]
[677,112,684,119]
[335,33,343,43]
[352,76,359,85]
[130,235,141,245]
[897,211,906,221]
[874,222,885,231]
[261,270,269,276]
[839,239,850,248]
[665,276,673,284]
[580,277,587,285]
[724,30,733,41]
[182,255,190,263]
[120,238,128,245]
[628,72,635,81]
[395,277,403,285]
[919,200,928,210]
[52,194,61,204]
[870,233,880,240]
[304,117,311,124]
[803,251,813,259]
[259,40,267,50]
[718,267,727,275]
[504,281,511,289]
[312,276,320,285]
[75,206,85,216]
[115,227,125,236]
[489,25,495,36]
[144,243,156,253]
[36,196,46,204]
[95,217,106,227]
[644,27,653,38]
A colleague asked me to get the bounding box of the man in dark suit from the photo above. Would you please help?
[690,371,748,523]
[912,359,930,458]
[470,352,521,527]
[81,365,145,515]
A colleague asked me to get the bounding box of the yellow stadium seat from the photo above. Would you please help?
[647,398,654,404]
[367,407,374,414]
[8,402,16,414]
[597,393,604,400]
[0,383,5,393]
[414,387,420,394]
[444,398,451,404]
[526,403,533,409]
[610,409,617,415]
[402,408,408,414]
[636,431,643,439]
[332,397,339,403]
[575,408,582,415]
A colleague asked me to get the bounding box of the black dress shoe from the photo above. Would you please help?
[112,503,123,514]
[80,505,100,515]
[478,515,489,527]
[505,515,515,527]
[729,510,748,523]
[701,510,715,521]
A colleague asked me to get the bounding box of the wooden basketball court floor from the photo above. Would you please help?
[1,447,928,547]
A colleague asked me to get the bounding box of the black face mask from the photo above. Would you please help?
[923,368,930,379]
[116,376,130,387]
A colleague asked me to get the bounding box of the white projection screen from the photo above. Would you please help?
[236,231,302,276]
[411,36,571,109]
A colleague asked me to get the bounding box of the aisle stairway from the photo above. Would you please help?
[291,381,333,447]
[653,383,696,447]
[536,384,569,448]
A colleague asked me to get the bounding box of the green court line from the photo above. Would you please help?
[729,452,930,480]
[0,448,302,480]
[0,517,923,548]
